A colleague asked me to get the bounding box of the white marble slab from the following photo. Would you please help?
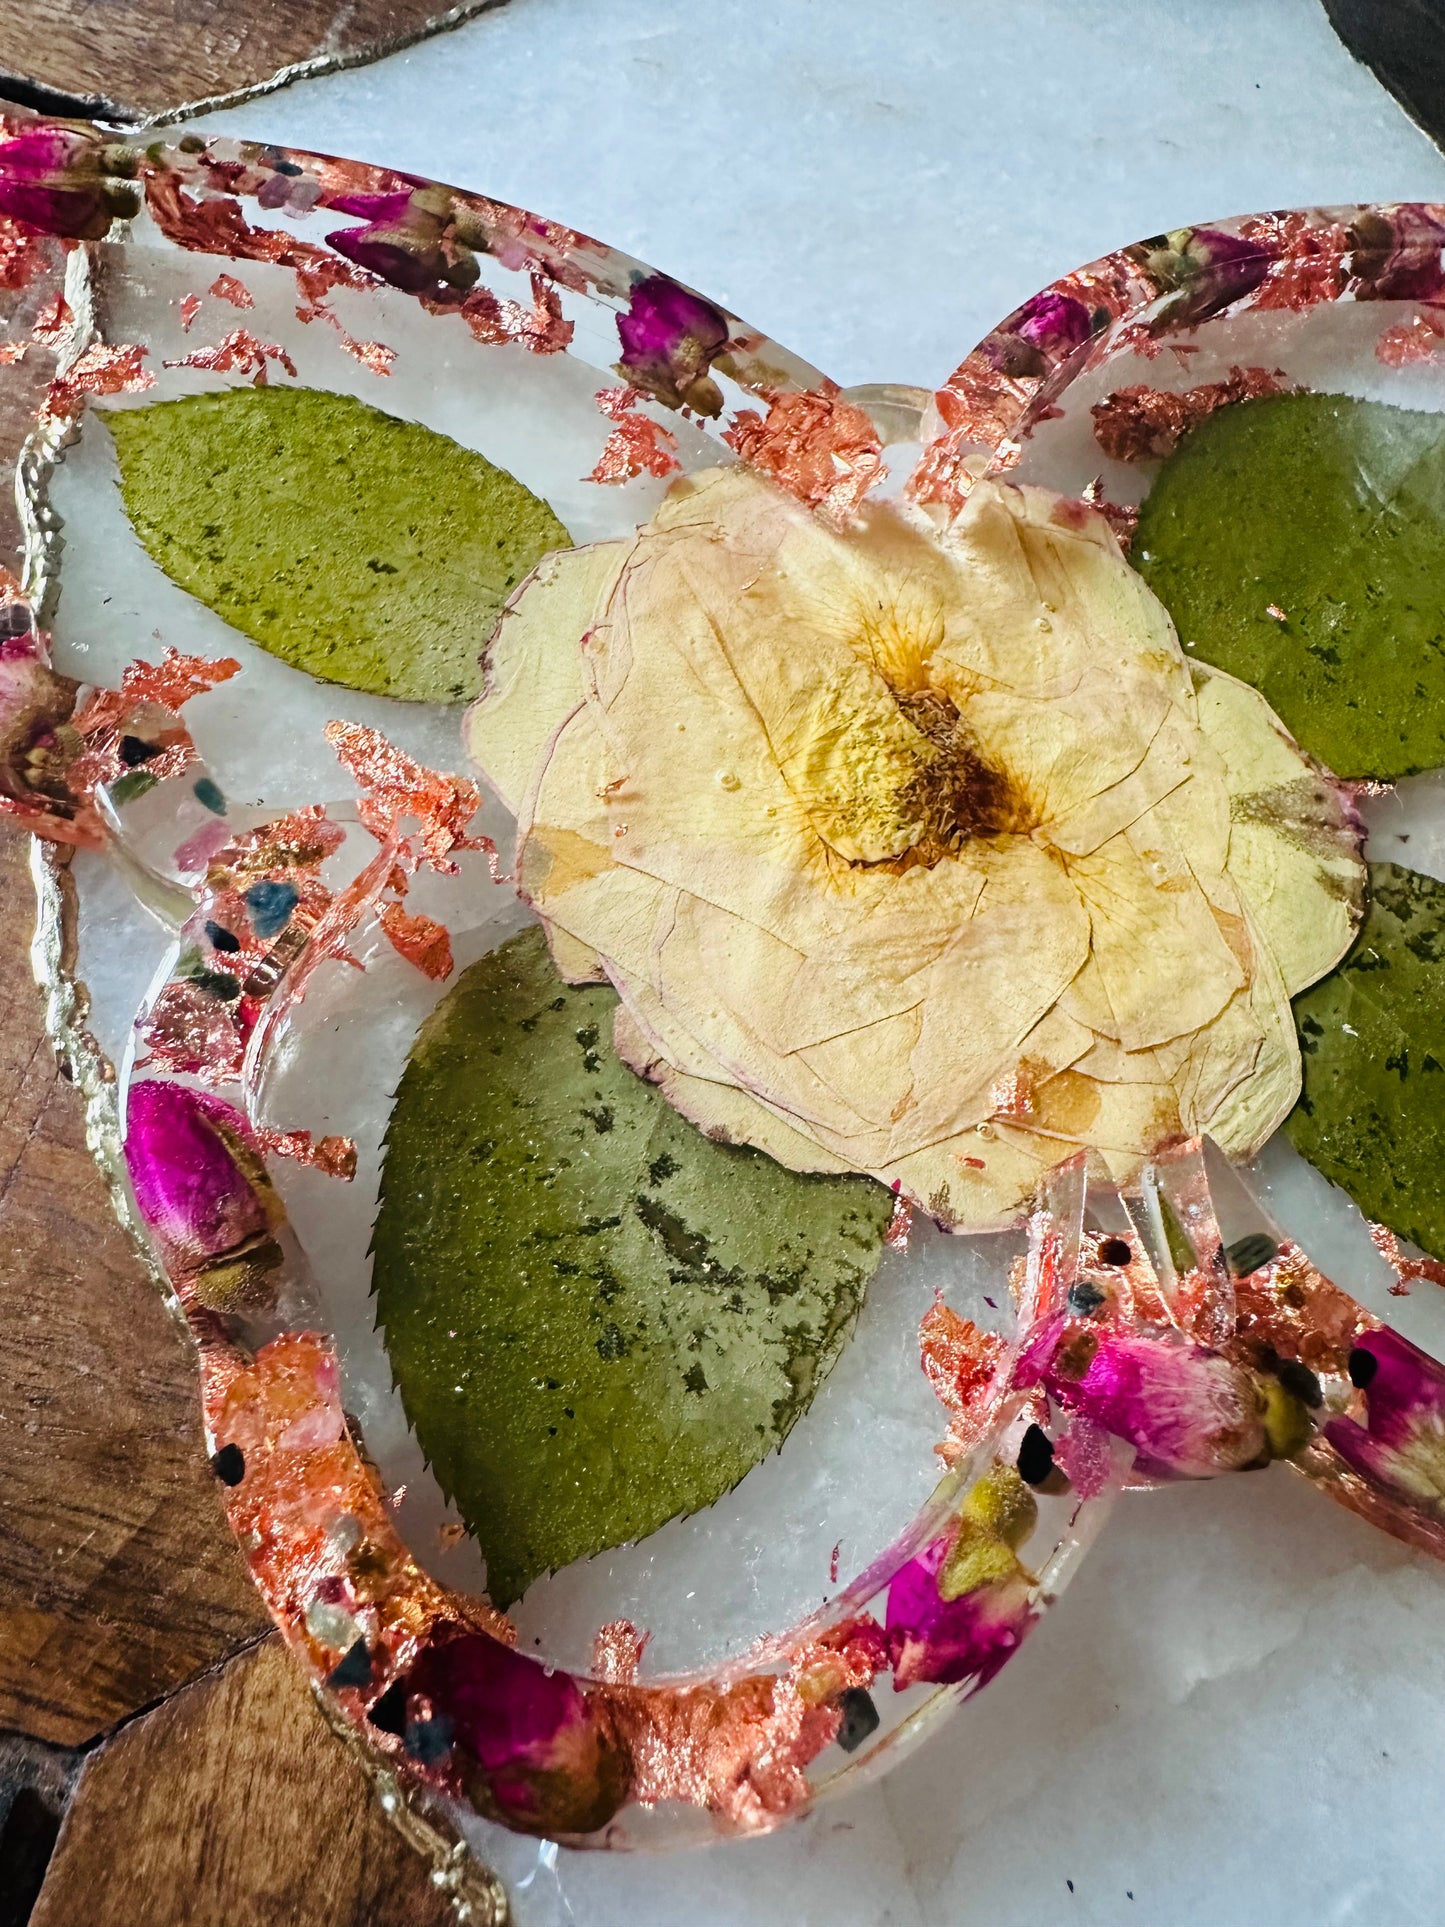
[177,3,1445,1919]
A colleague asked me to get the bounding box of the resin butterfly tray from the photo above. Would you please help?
[6,117,1445,1903]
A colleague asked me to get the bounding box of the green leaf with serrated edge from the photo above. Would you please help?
[1286,862,1445,1262]
[372,927,891,1608]
[1133,394,1445,780]
[100,389,571,704]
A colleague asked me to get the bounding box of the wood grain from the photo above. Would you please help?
[0,0,510,124]
[29,1638,458,1927]
[0,825,270,1748]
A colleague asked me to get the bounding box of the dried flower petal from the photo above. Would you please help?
[1325,1327,1445,1513]
[886,1527,1033,1690]
[468,464,1360,1230]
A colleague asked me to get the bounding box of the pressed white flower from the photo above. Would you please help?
[467,465,1363,1230]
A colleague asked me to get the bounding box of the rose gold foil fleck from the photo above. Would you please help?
[143,172,375,292]
[907,358,1040,513]
[136,979,246,1082]
[586,385,680,484]
[1377,309,1445,368]
[1267,603,1288,622]
[378,899,455,980]
[919,1300,1008,1463]
[209,272,255,310]
[1080,476,1139,550]
[592,1619,647,1684]
[210,804,346,883]
[178,291,201,332]
[30,292,71,348]
[884,1194,913,1252]
[1244,213,1350,313]
[204,1330,508,1678]
[1228,1242,1373,1380]
[0,215,54,291]
[1091,364,1289,463]
[723,385,886,525]
[445,272,573,355]
[337,334,395,376]
[323,721,485,873]
[1368,1221,1445,1296]
[164,326,298,385]
[119,647,241,714]
[43,339,155,428]
[253,1125,358,1179]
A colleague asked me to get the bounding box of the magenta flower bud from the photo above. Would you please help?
[1326,1328,1445,1513]
[1349,207,1445,304]
[615,273,730,416]
[0,124,137,241]
[0,629,77,808]
[405,1631,631,1836]
[1014,290,1093,357]
[886,1530,1033,1691]
[326,187,476,293]
[1033,1323,1269,1479]
[123,1080,283,1312]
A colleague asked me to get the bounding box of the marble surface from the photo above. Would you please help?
[165,2,1445,1920]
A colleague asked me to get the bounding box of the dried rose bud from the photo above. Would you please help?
[1135,225,1274,328]
[1326,1327,1445,1513]
[0,629,78,808]
[326,187,477,293]
[0,123,138,241]
[405,1630,632,1836]
[615,273,730,416]
[1016,289,1093,357]
[1348,206,1445,304]
[886,1527,1033,1691]
[1034,1323,1270,1479]
[123,1080,283,1312]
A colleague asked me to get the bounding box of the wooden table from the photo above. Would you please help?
[0,24,497,1919]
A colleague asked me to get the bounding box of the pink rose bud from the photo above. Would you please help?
[123,1080,283,1312]
[405,1630,631,1836]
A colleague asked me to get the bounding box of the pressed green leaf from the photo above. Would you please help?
[1133,394,1445,779]
[372,927,891,1608]
[1286,861,1445,1262]
[100,388,571,703]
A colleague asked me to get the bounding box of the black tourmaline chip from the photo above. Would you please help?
[209,1442,245,1486]
[204,919,242,953]
[1276,1358,1324,1409]
[365,1678,409,1736]
[1017,1423,1055,1487]
[1225,1233,1281,1279]
[835,1686,880,1753]
[1098,1237,1133,1268]
[404,1713,455,1765]
[327,1639,374,1691]
[118,735,158,766]
[1068,1280,1107,1317]
[1348,1346,1380,1389]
